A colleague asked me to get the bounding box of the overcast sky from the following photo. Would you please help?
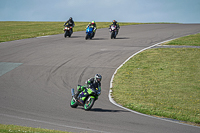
[0,0,200,23]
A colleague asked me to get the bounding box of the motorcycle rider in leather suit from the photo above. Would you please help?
[64,17,75,33]
[109,20,120,35]
[74,74,102,102]
[86,21,97,38]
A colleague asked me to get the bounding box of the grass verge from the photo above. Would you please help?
[112,33,200,126]
[0,124,72,133]
[164,33,200,46]
[0,21,145,43]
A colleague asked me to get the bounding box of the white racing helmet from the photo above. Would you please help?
[94,74,102,83]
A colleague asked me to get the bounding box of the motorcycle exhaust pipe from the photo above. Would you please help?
[71,88,75,96]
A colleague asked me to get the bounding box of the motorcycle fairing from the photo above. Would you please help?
[79,88,94,103]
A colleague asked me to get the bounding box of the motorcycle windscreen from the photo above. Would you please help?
[86,27,93,32]
[111,26,116,30]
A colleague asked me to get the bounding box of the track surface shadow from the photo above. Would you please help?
[65,36,85,38]
[88,38,108,40]
[90,108,129,112]
[115,37,130,39]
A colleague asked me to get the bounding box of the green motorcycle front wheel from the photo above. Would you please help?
[84,96,95,111]
[70,97,78,108]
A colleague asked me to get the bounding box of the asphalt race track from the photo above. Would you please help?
[1,24,200,133]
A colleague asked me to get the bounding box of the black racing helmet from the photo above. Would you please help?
[94,74,102,83]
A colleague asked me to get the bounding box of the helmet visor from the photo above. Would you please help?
[97,78,101,82]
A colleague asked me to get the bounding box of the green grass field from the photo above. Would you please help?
[165,33,200,46]
[112,33,200,126]
[0,124,73,133]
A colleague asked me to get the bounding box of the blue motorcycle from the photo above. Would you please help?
[85,26,95,40]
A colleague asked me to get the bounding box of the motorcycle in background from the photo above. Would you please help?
[109,25,118,39]
[85,26,95,40]
[63,25,73,38]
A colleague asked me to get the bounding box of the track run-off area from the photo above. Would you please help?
[1,24,200,133]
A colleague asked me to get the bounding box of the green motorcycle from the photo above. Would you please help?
[70,85,100,111]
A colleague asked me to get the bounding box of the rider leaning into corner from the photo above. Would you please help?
[86,21,97,37]
[74,74,102,101]
[109,20,120,35]
[64,17,75,32]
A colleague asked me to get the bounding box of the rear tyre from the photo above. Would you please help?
[84,96,95,111]
[85,34,89,40]
[111,32,114,39]
[70,97,78,108]
[64,31,67,38]
[69,30,72,37]
[114,31,117,39]
[90,32,94,39]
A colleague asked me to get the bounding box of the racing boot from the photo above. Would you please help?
[74,85,83,99]
[74,91,80,100]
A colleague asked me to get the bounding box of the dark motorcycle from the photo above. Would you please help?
[110,25,118,39]
[63,25,73,38]
[70,85,100,111]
